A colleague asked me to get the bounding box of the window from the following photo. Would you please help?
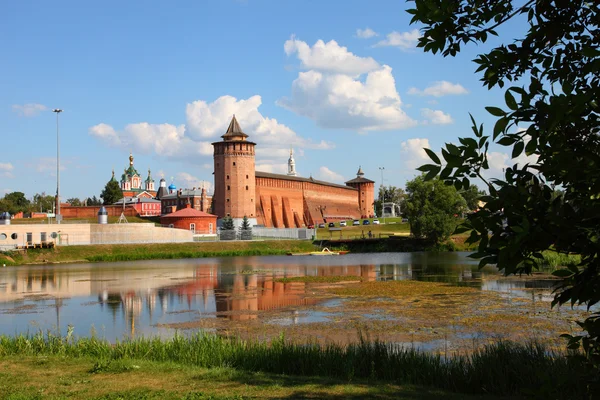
[41,232,47,242]
[11,233,17,240]
[209,223,213,234]
[246,185,248,190]
[190,223,196,233]
[26,232,32,244]
[0,233,6,240]
[227,185,230,190]
[246,174,248,179]
[251,199,253,202]
[226,198,230,202]
[226,213,230,217]
[227,175,229,180]
[233,162,236,166]
[169,224,174,228]
[51,232,57,239]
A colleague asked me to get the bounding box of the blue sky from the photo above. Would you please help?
[0,0,532,201]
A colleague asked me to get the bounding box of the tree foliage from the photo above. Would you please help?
[459,184,486,211]
[85,196,102,206]
[240,215,251,231]
[409,0,600,364]
[404,176,466,243]
[221,216,235,230]
[66,198,82,206]
[0,192,30,214]
[32,193,55,213]
[100,180,123,205]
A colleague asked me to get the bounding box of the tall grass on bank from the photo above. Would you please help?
[540,251,581,269]
[0,332,590,398]
[85,249,292,262]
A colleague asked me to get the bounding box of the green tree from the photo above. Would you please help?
[409,0,600,363]
[66,198,82,206]
[240,215,251,230]
[221,216,235,230]
[86,196,102,206]
[403,176,466,243]
[31,193,55,213]
[1,192,30,214]
[100,180,123,205]
[459,185,486,212]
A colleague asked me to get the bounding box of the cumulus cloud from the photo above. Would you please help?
[356,28,378,39]
[401,138,433,169]
[374,29,420,50]
[420,108,454,125]
[0,162,14,178]
[408,81,469,97]
[12,103,48,117]
[278,66,416,132]
[280,36,416,132]
[316,166,345,183]
[284,35,380,76]
[485,149,539,179]
[90,95,332,168]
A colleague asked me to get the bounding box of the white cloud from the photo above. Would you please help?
[316,166,344,183]
[485,149,539,179]
[175,172,213,193]
[408,81,469,97]
[356,28,378,39]
[284,35,381,76]
[374,29,420,51]
[90,95,332,168]
[0,163,14,179]
[255,163,288,174]
[278,66,417,132]
[26,157,67,178]
[89,123,121,146]
[401,138,433,169]
[421,108,454,125]
[12,103,48,117]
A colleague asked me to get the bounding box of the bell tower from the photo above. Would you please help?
[212,116,257,227]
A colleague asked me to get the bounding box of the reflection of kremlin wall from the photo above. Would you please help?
[212,116,375,227]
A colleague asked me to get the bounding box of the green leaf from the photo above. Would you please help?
[424,148,441,164]
[416,164,437,172]
[493,117,509,140]
[497,136,515,146]
[552,269,574,278]
[485,106,506,117]
[423,166,441,181]
[512,141,524,158]
[505,90,518,110]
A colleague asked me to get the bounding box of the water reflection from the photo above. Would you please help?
[0,252,557,341]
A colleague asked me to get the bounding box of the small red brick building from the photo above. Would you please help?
[160,204,217,234]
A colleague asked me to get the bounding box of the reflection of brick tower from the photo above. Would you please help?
[212,116,257,227]
[345,166,375,218]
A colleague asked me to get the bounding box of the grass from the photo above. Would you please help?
[315,221,410,240]
[540,251,581,269]
[0,332,591,399]
[0,357,492,400]
[0,240,319,266]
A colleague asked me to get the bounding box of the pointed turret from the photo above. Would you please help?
[356,166,364,177]
[221,115,249,140]
[287,147,297,176]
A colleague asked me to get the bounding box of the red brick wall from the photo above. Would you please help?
[213,140,256,219]
[61,205,138,218]
[160,216,217,234]
[255,177,360,227]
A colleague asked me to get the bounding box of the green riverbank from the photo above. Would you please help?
[0,333,593,399]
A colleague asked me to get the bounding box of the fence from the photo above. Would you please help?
[246,227,315,240]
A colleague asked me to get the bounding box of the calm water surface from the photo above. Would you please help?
[0,252,557,341]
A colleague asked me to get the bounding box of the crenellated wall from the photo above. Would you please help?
[255,175,360,227]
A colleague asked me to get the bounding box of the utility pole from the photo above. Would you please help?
[52,109,63,224]
[378,166,385,224]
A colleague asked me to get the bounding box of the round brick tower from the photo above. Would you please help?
[345,166,375,218]
[212,116,257,227]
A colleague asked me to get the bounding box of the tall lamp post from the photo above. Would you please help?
[378,166,385,224]
[53,109,63,224]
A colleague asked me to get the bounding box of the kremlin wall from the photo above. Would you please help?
[211,116,375,228]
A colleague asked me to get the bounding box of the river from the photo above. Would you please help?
[0,252,581,350]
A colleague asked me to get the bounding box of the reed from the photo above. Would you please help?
[85,249,293,262]
[540,251,581,269]
[0,332,589,398]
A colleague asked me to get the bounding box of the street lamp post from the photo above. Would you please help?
[378,166,385,224]
[53,109,63,224]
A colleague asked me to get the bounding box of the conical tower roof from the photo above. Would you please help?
[221,115,249,140]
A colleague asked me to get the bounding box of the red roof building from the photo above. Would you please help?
[160,204,217,234]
